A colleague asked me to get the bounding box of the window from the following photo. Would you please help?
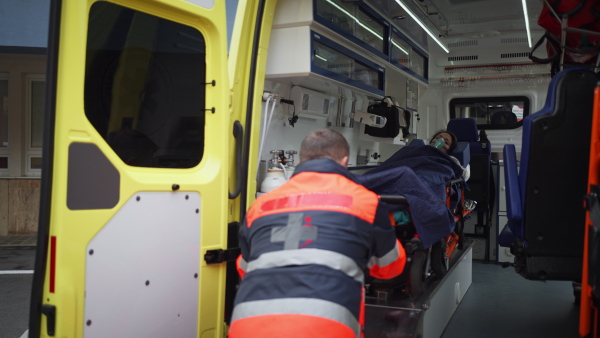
[84,1,206,168]
[0,74,7,171]
[26,75,45,176]
[0,55,47,178]
[449,96,530,130]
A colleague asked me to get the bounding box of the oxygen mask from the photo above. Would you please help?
[432,138,446,150]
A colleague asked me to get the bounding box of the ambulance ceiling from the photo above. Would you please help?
[424,0,544,39]
[370,0,545,41]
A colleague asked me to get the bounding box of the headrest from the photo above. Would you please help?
[491,110,518,125]
[447,118,479,142]
[450,142,470,167]
[407,139,425,147]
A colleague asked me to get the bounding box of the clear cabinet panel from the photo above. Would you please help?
[372,0,428,48]
[391,29,428,81]
[411,50,426,78]
[312,33,384,95]
[355,7,386,54]
[315,0,387,56]
[391,32,411,68]
[313,40,383,92]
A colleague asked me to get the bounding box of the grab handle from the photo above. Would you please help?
[229,121,243,199]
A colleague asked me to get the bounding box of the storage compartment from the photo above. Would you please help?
[391,27,428,82]
[266,27,386,96]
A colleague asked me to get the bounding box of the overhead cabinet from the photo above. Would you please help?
[267,0,430,96]
[391,27,428,81]
[313,0,389,60]
[266,27,386,96]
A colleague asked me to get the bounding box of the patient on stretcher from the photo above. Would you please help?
[355,131,468,249]
[429,130,470,181]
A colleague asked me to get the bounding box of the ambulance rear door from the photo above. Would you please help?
[29,0,233,337]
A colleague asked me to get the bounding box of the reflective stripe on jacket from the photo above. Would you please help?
[229,158,406,338]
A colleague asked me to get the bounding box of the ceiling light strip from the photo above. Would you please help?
[394,0,449,53]
[521,0,532,48]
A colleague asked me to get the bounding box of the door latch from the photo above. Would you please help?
[204,248,241,264]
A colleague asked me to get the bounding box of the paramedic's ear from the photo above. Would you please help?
[338,156,349,168]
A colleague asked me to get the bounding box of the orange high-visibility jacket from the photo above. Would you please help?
[229,158,406,338]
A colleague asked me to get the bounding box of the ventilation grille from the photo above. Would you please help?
[500,52,531,59]
[448,55,479,62]
[501,37,528,44]
[448,40,478,48]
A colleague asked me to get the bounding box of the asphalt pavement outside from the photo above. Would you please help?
[0,235,37,338]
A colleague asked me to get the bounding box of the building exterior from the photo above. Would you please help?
[0,0,50,235]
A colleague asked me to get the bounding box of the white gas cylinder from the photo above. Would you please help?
[260,168,287,193]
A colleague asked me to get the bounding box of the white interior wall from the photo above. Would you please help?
[260,79,387,169]
[419,79,551,154]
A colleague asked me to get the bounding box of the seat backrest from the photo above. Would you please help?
[450,142,470,167]
[519,67,597,259]
[407,138,425,147]
[447,118,491,156]
[467,154,491,210]
[491,110,518,125]
[447,118,493,210]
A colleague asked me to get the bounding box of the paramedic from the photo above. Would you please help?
[228,128,406,338]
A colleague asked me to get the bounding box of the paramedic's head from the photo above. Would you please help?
[300,128,349,167]
[430,130,457,154]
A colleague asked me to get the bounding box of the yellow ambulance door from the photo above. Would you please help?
[29,0,231,337]
[223,0,279,328]
[228,0,279,218]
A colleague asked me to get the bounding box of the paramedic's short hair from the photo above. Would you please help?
[300,128,349,163]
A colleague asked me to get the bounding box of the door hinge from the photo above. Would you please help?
[41,304,56,336]
[204,248,241,264]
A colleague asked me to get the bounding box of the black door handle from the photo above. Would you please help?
[229,121,243,199]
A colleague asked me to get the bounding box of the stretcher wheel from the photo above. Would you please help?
[431,241,449,277]
[410,250,428,297]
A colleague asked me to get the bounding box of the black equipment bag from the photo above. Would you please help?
[364,96,404,138]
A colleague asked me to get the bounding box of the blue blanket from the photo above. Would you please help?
[355,145,464,248]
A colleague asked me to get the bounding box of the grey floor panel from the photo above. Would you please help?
[441,261,580,338]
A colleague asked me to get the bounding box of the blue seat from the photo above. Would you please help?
[407,138,425,147]
[448,118,493,261]
[451,142,470,168]
[500,67,597,281]
[409,138,470,166]
[448,118,491,157]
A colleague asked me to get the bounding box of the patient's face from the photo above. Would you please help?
[430,132,453,153]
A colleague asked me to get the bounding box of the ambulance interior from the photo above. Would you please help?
[245,0,599,337]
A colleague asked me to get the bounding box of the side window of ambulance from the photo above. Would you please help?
[449,96,530,130]
[84,1,206,168]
